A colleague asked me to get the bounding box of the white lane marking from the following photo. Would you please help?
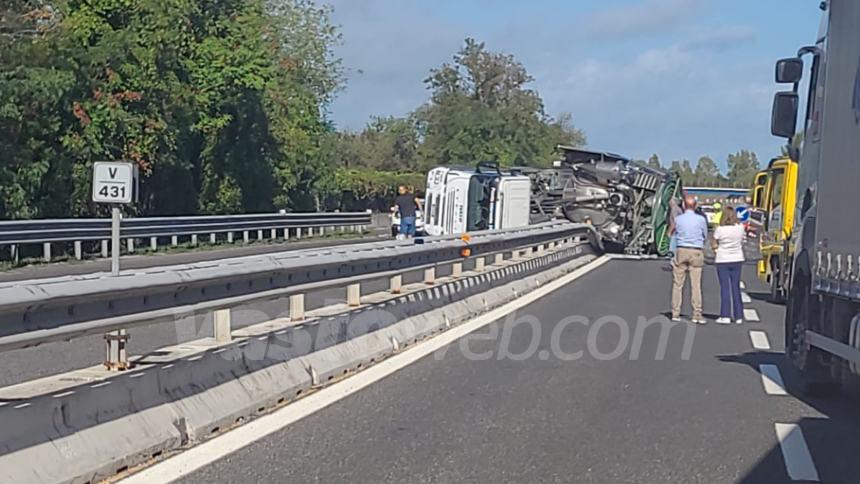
[118,255,611,484]
[775,423,820,482]
[740,281,746,289]
[52,391,76,399]
[744,309,760,322]
[760,364,789,396]
[749,331,771,350]
[91,381,111,388]
[742,292,752,304]
[13,403,31,409]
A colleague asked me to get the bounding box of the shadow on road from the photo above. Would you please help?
[718,350,860,483]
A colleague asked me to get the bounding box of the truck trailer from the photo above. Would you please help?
[771,0,860,393]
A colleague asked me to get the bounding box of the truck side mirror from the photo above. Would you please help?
[776,57,803,83]
[771,91,799,139]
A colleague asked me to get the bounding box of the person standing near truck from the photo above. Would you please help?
[712,206,746,324]
[395,186,422,239]
[671,195,708,324]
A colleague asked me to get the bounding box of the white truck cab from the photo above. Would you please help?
[423,163,531,236]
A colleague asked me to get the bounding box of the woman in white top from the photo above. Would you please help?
[711,207,746,324]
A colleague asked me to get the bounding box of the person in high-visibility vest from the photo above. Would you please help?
[712,202,723,226]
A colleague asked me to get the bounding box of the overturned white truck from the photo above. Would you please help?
[423,147,682,256]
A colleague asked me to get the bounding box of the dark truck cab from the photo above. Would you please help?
[772,0,860,393]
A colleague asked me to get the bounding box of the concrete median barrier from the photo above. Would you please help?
[0,243,594,484]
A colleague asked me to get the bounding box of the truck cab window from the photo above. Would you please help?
[770,170,785,210]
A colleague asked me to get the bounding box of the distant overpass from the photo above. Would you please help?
[683,186,749,203]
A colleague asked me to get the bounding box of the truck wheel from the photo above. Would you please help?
[786,274,840,396]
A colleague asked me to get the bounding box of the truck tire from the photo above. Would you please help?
[785,267,840,396]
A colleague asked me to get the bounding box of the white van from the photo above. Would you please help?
[423,162,531,236]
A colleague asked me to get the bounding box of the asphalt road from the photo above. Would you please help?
[0,256,477,387]
[177,259,860,484]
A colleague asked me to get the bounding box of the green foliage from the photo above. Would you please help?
[0,0,343,219]
[417,39,585,168]
[333,38,586,172]
[321,167,425,212]
[726,149,761,187]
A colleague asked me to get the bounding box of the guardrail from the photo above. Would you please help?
[0,211,373,262]
[0,221,597,369]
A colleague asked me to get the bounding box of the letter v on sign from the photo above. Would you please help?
[109,167,118,178]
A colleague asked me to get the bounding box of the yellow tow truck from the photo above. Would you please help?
[754,156,798,302]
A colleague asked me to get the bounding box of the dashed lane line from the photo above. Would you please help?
[740,281,746,289]
[744,308,760,322]
[759,364,789,396]
[118,256,612,484]
[775,423,820,482]
[741,292,752,304]
[749,331,771,350]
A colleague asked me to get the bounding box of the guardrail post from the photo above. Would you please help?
[290,294,305,321]
[319,226,325,236]
[74,241,83,260]
[10,244,19,265]
[227,232,234,244]
[104,329,129,371]
[243,231,249,243]
[425,267,436,285]
[537,244,545,254]
[191,234,198,246]
[347,283,361,306]
[214,309,232,343]
[296,228,302,239]
[43,242,51,262]
[494,253,504,265]
[270,229,277,240]
[475,257,485,272]
[257,229,263,241]
[171,235,179,246]
[452,262,463,278]
[101,240,109,258]
[150,237,157,251]
[127,238,135,253]
[210,233,216,244]
[390,274,402,293]
[284,228,290,240]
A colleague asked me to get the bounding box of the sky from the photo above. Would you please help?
[322,0,822,170]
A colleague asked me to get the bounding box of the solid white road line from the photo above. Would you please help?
[119,256,612,484]
[741,292,752,304]
[775,423,820,482]
[744,308,760,322]
[749,331,771,350]
[760,364,789,396]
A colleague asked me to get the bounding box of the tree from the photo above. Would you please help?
[0,0,344,218]
[671,160,695,185]
[726,150,760,187]
[416,38,584,168]
[694,156,720,186]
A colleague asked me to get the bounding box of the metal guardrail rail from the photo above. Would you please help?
[0,211,373,262]
[0,221,597,368]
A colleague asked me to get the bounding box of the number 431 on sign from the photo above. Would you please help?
[92,162,138,204]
